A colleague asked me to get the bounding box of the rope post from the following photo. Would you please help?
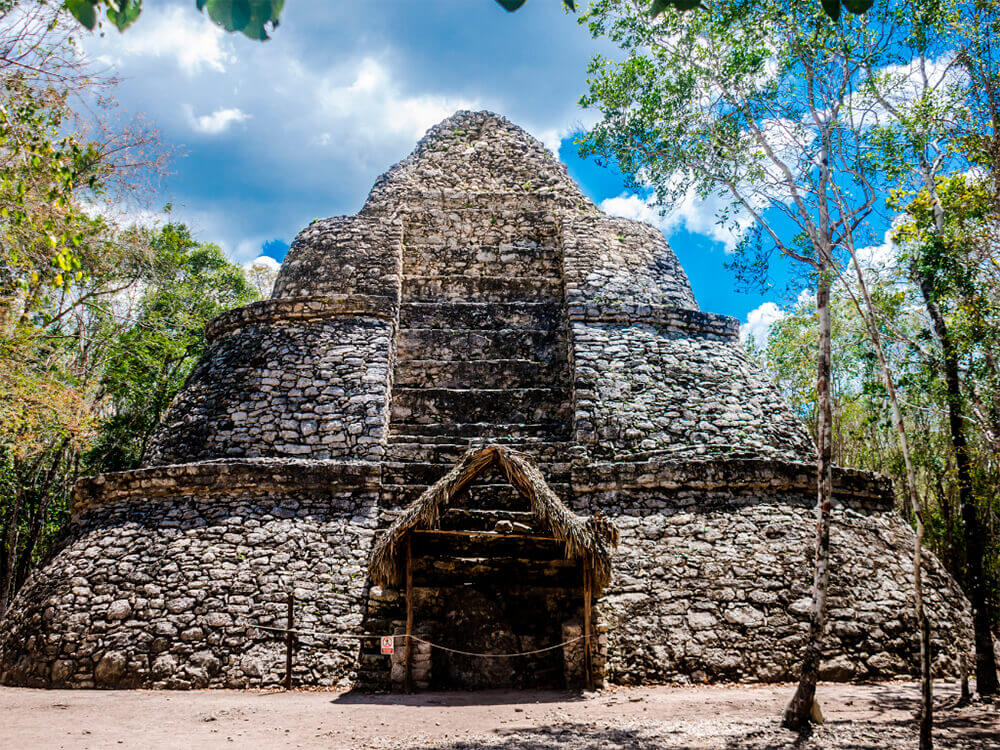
[284,588,294,690]
[404,534,414,693]
[583,558,594,691]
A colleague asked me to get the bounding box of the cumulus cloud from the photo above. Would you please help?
[88,6,234,75]
[317,58,479,142]
[599,190,753,252]
[740,301,785,348]
[243,255,281,298]
[187,106,251,135]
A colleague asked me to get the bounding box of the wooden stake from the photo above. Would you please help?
[284,588,294,690]
[583,558,594,691]
[404,535,414,693]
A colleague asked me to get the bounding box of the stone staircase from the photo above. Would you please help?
[382,207,575,509]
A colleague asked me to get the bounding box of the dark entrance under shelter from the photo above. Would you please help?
[368,446,618,692]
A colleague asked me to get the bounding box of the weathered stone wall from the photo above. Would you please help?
[0,461,380,689]
[579,490,974,684]
[570,322,816,461]
[272,216,402,301]
[145,316,395,465]
[361,111,595,215]
[561,215,698,311]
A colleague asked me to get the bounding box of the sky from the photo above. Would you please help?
[83,0,801,337]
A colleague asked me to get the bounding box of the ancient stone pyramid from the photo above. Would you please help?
[0,111,974,691]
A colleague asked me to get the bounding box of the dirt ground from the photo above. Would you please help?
[1,680,997,749]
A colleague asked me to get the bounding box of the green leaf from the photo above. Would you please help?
[201,0,282,40]
[64,0,98,30]
[842,0,874,14]
[495,0,528,9]
[650,0,701,18]
[821,0,842,20]
[563,0,576,10]
[107,0,142,32]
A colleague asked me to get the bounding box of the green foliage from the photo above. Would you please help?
[63,0,284,40]
[495,0,870,20]
[88,224,259,470]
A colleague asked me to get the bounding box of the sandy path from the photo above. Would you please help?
[1,680,996,749]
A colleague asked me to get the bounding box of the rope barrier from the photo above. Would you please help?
[251,623,589,658]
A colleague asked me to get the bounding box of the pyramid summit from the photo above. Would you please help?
[0,112,973,691]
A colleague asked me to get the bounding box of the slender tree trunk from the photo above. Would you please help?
[917,278,999,695]
[845,253,933,747]
[0,479,25,615]
[783,263,835,731]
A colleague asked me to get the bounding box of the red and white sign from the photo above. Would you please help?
[381,636,394,655]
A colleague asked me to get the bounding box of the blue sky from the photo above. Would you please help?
[84,0,800,333]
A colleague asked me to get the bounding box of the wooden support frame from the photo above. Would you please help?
[404,534,414,693]
[583,557,594,691]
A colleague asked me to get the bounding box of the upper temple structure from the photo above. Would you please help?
[0,111,974,690]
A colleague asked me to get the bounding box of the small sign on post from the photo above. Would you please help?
[381,635,395,655]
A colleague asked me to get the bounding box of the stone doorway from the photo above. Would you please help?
[368,445,617,691]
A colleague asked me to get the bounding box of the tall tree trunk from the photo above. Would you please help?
[846,252,933,747]
[783,263,835,731]
[917,278,999,695]
[0,480,25,615]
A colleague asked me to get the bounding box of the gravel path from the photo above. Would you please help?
[1,680,996,749]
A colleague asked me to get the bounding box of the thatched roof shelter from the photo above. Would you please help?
[369,445,619,590]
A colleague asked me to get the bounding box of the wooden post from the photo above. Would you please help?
[583,558,594,691]
[404,535,414,693]
[284,588,294,690]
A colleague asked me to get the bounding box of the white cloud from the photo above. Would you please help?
[599,190,753,252]
[317,58,479,142]
[187,107,251,135]
[243,255,281,298]
[87,6,234,76]
[244,255,280,272]
[740,301,785,348]
[848,54,967,130]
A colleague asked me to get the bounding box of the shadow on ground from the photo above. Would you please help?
[331,688,588,707]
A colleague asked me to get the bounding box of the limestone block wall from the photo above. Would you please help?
[360,111,595,215]
[0,461,380,689]
[570,321,815,461]
[572,461,975,684]
[561,215,698,311]
[272,216,402,301]
[145,312,395,465]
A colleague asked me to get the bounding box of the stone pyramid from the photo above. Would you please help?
[0,111,973,690]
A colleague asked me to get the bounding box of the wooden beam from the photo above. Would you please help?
[411,529,560,543]
[404,535,414,694]
[583,558,594,691]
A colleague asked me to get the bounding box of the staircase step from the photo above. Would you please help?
[390,387,571,425]
[402,244,561,278]
[399,301,563,330]
[384,438,576,465]
[387,422,571,440]
[396,328,566,362]
[381,461,571,487]
[402,210,559,248]
[380,481,573,510]
[402,275,561,302]
[393,358,567,390]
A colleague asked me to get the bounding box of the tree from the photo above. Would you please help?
[89,224,258,471]
[577,0,921,729]
[892,175,1000,695]
[858,0,1000,693]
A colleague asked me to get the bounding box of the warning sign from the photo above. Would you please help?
[381,636,394,655]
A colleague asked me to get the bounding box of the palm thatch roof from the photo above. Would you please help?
[369,445,619,590]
